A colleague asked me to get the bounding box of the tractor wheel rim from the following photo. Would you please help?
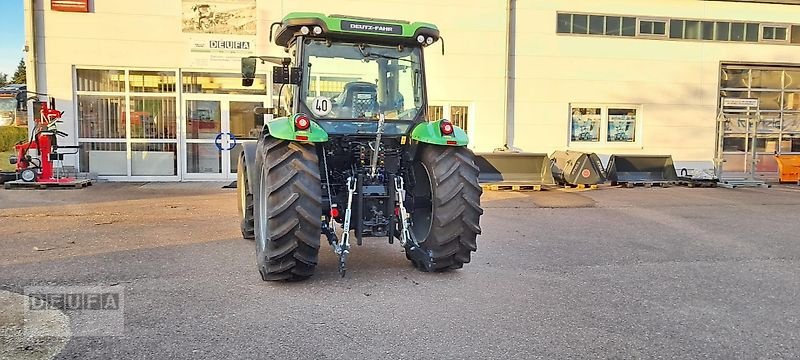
[256,164,269,254]
[410,162,434,243]
[237,160,247,218]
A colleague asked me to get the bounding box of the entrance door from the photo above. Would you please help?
[182,98,264,180]
[227,100,266,178]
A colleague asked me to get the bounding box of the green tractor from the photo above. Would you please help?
[237,13,483,281]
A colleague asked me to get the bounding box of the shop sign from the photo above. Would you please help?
[722,98,759,108]
[51,0,90,13]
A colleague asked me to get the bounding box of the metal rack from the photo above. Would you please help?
[714,97,770,188]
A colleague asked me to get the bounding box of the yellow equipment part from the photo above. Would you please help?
[775,155,800,183]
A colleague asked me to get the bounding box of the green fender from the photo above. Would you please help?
[266,114,329,142]
[410,119,469,146]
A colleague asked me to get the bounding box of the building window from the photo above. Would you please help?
[638,19,667,36]
[570,104,640,144]
[556,13,634,37]
[791,25,800,44]
[129,97,177,140]
[570,107,602,142]
[621,17,636,36]
[684,20,701,39]
[78,96,125,139]
[701,21,715,40]
[762,25,788,41]
[76,68,180,178]
[426,105,444,121]
[670,20,684,38]
[556,13,572,33]
[746,23,760,42]
[720,65,800,175]
[715,22,731,41]
[427,104,472,133]
[607,108,637,142]
[129,71,177,93]
[572,14,588,34]
[605,16,621,36]
[451,106,469,132]
[588,15,604,35]
[557,13,795,45]
[76,69,125,93]
[182,72,267,95]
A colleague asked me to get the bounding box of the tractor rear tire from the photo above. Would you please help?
[254,138,321,281]
[409,145,483,271]
[237,153,254,240]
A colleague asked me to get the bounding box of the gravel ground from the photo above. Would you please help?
[1,183,799,359]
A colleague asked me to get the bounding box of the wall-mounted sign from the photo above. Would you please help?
[181,0,256,35]
[722,98,760,108]
[51,0,89,13]
[182,0,257,69]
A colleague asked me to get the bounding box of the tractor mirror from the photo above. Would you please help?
[241,57,257,86]
[272,66,301,85]
[15,91,27,111]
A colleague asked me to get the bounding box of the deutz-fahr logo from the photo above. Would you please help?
[341,20,402,35]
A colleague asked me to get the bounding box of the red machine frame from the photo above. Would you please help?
[12,97,79,183]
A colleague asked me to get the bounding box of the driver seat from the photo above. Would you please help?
[334,82,378,118]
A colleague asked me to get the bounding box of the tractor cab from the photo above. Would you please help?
[242,13,442,134]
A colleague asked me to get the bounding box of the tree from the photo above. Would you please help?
[0,73,8,87]
[11,58,25,85]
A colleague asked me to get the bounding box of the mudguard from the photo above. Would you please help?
[240,142,259,194]
[410,119,468,146]
[266,114,329,143]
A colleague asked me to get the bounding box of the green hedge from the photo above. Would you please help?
[0,126,29,151]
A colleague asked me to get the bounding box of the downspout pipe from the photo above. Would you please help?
[501,0,520,152]
[23,0,38,127]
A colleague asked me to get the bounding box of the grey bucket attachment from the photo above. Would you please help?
[0,172,16,184]
[606,154,678,184]
[550,150,607,186]
[474,152,556,186]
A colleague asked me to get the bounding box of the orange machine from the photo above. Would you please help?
[775,155,800,183]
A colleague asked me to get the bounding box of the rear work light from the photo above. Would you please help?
[295,115,311,131]
[440,121,454,136]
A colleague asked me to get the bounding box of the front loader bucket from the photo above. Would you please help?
[0,172,15,184]
[606,154,678,184]
[550,150,607,186]
[474,152,556,186]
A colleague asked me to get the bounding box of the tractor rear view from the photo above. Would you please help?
[237,13,483,280]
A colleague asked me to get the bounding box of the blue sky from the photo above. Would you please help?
[0,0,24,79]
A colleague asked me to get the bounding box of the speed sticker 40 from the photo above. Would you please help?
[311,96,332,117]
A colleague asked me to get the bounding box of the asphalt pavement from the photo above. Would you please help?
[1,183,800,359]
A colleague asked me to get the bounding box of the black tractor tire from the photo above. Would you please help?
[237,153,254,240]
[408,145,483,271]
[254,138,321,281]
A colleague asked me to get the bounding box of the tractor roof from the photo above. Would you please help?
[273,12,440,48]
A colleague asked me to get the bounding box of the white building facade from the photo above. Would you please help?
[24,0,800,180]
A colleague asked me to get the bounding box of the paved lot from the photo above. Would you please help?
[1,183,800,359]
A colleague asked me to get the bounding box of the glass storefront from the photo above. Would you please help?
[76,68,267,180]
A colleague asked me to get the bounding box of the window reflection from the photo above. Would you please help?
[571,107,601,142]
[607,109,636,142]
